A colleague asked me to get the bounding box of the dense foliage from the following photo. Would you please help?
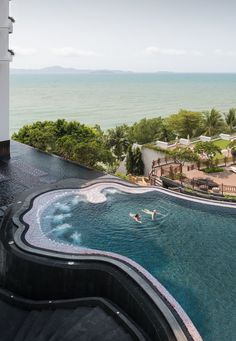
[12,107,236,174]
[170,147,199,165]
[202,167,224,173]
[126,146,144,175]
[194,141,222,166]
[105,124,130,161]
[203,109,225,136]
[165,110,204,138]
[128,117,176,144]
[12,119,115,169]
[224,109,236,133]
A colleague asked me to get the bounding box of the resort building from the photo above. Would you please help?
[0,2,234,341]
[0,0,13,159]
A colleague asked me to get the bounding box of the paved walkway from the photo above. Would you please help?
[153,162,236,194]
[185,168,236,186]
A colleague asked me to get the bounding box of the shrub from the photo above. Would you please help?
[115,172,129,181]
[202,167,224,173]
[126,146,144,175]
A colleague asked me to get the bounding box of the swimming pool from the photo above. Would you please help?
[23,183,236,341]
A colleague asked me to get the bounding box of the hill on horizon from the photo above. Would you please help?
[10,66,136,74]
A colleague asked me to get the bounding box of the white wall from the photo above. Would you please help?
[0,30,9,60]
[0,0,10,142]
[0,0,9,28]
[141,147,166,176]
[116,147,166,176]
[0,63,9,141]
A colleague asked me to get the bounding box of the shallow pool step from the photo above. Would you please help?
[14,310,39,341]
[36,309,74,341]
[22,310,52,340]
[0,299,140,341]
[47,307,92,341]
[0,301,27,341]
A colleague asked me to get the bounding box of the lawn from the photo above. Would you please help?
[212,139,230,150]
[191,139,230,150]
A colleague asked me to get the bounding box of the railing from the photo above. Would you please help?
[223,185,236,193]
[151,170,236,195]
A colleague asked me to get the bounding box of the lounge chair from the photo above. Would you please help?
[230,166,236,173]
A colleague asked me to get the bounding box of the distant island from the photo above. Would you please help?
[10,66,135,75]
[10,66,177,75]
[11,67,234,75]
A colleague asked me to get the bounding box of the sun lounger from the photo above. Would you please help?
[230,166,236,173]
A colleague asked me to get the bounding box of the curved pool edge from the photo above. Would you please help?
[15,179,236,259]
[2,179,209,341]
[84,176,236,207]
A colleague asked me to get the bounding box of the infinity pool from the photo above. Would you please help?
[40,188,236,341]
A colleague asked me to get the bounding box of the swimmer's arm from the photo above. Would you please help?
[142,209,152,215]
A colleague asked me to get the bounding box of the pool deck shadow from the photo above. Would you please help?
[0,141,104,208]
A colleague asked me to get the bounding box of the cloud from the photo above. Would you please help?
[215,49,236,57]
[190,50,203,56]
[145,46,203,56]
[146,46,186,56]
[13,47,37,56]
[51,47,101,57]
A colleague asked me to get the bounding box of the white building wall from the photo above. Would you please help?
[0,63,9,141]
[141,147,166,176]
[0,0,10,145]
[0,0,9,27]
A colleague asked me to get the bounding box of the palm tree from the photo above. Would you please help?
[106,125,130,161]
[229,139,236,158]
[203,109,225,136]
[224,108,236,133]
[158,122,175,142]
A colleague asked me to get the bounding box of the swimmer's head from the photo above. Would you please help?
[153,210,157,212]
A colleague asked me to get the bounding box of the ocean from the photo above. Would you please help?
[10,73,236,135]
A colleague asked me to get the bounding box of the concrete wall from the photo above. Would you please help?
[116,147,166,177]
[0,0,11,158]
[141,147,166,176]
[0,0,9,28]
[0,63,9,141]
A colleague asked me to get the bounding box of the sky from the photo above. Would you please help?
[10,0,236,72]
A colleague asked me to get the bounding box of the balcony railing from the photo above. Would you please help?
[0,49,14,62]
[8,16,14,33]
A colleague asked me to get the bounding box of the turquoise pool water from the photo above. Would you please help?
[41,189,236,341]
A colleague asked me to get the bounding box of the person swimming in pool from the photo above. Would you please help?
[134,213,141,221]
[142,209,158,221]
[129,213,142,223]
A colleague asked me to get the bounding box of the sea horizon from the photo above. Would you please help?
[10,72,236,135]
[10,66,236,75]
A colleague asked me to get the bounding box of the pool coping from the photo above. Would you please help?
[5,178,217,341]
[16,179,236,260]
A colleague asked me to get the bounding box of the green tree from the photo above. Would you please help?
[55,136,76,159]
[129,117,163,144]
[194,141,222,166]
[203,109,225,136]
[12,121,57,151]
[12,119,114,170]
[126,146,144,175]
[165,110,204,139]
[158,121,176,142]
[106,124,131,161]
[229,140,236,158]
[224,108,236,133]
[229,140,236,149]
[73,140,115,168]
[126,146,134,174]
[132,147,144,175]
[170,147,199,166]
